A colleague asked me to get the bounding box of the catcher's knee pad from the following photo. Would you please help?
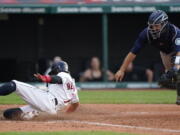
[0,81,16,96]
[3,108,23,120]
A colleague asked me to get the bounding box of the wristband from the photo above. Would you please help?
[44,75,52,83]
[39,75,52,83]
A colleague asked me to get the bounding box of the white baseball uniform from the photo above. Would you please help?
[13,72,79,120]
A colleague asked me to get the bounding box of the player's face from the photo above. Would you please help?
[148,24,162,32]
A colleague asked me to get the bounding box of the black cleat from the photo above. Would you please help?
[176,100,180,105]
[176,96,180,105]
[3,108,23,120]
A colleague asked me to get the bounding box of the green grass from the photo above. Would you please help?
[0,131,141,135]
[0,94,25,104]
[79,90,176,104]
[0,90,176,104]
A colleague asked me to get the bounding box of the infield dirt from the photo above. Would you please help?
[0,104,180,135]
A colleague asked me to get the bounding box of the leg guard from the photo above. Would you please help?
[3,108,23,120]
[0,81,16,96]
[176,83,180,105]
[158,71,176,89]
[176,71,180,105]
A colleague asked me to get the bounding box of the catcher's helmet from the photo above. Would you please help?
[49,61,69,75]
[148,10,168,39]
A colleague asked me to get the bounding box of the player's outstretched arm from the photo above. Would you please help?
[115,52,136,81]
[34,73,62,84]
[66,102,79,113]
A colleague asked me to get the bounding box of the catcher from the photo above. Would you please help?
[0,61,79,120]
[115,10,180,105]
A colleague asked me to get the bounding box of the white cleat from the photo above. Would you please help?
[21,111,39,120]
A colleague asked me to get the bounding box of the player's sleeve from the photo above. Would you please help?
[130,29,148,55]
[56,72,66,84]
[71,79,80,104]
[50,75,62,84]
[71,92,79,104]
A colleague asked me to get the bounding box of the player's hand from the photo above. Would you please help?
[34,73,45,82]
[115,70,125,82]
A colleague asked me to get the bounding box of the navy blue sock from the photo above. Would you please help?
[0,81,16,96]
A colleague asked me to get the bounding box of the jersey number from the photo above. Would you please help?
[66,83,75,90]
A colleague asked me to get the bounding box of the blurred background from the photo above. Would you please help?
[0,0,179,88]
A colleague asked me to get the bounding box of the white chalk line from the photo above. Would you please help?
[2,120,180,133]
[47,120,180,133]
[1,117,180,133]
[111,111,180,115]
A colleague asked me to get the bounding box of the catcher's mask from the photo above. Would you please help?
[148,10,168,39]
[49,61,69,75]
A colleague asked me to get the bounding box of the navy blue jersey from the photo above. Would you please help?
[131,23,180,55]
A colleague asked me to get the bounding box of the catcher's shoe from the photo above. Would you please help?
[176,101,180,105]
[175,70,180,105]
[176,96,180,105]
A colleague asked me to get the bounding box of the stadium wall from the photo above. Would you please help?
[0,13,180,81]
